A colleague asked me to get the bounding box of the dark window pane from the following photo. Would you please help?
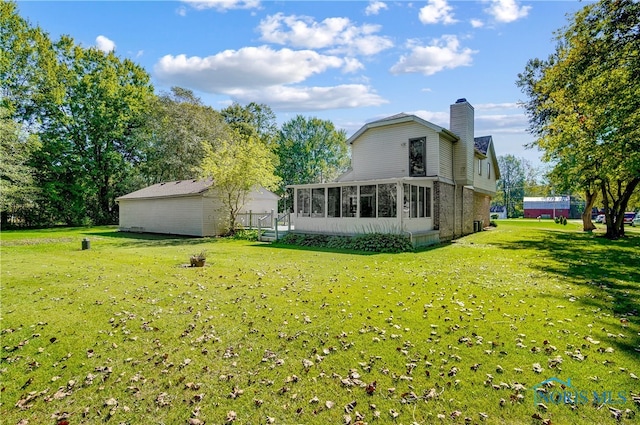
[328,187,341,217]
[409,137,426,177]
[342,186,357,217]
[418,186,425,218]
[360,185,376,218]
[297,188,310,217]
[425,187,432,218]
[312,188,325,217]
[377,183,397,217]
[403,183,410,218]
[411,185,418,218]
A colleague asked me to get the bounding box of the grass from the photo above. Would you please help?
[1,221,639,425]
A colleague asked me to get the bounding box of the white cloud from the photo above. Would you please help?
[419,0,457,25]
[365,1,388,16]
[182,0,260,11]
[232,85,387,111]
[153,46,386,111]
[390,35,476,76]
[485,0,531,23]
[476,102,519,110]
[155,46,344,90]
[258,13,393,56]
[95,35,116,52]
[470,19,484,28]
[412,110,450,128]
[342,57,365,73]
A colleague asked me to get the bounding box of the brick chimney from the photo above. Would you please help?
[450,98,474,186]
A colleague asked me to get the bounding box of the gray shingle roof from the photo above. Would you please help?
[117,178,214,200]
[474,135,492,155]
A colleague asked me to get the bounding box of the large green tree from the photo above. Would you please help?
[221,102,278,147]
[275,115,350,210]
[37,37,153,224]
[517,0,640,238]
[0,107,41,227]
[2,3,154,225]
[142,87,228,184]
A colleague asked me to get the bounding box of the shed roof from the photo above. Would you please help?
[117,178,214,201]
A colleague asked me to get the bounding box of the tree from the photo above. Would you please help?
[142,87,228,183]
[517,0,640,238]
[1,1,59,119]
[199,130,280,235]
[37,38,154,224]
[221,102,278,146]
[496,155,526,218]
[3,4,154,225]
[275,115,350,210]
[0,107,41,227]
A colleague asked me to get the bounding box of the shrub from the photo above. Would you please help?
[278,233,414,253]
[489,220,498,227]
[229,229,260,241]
[490,213,499,220]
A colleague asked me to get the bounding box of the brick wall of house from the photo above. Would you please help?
[462,186,475,235]
[436,181,455,242]
[473,193,491,228]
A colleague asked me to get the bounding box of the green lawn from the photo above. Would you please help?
[1,221,639,424]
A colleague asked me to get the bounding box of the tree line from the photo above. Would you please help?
[0,2,349,229]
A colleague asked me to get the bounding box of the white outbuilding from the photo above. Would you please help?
[116,178,279,237]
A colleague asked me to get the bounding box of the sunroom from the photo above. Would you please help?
[289,177,439,245]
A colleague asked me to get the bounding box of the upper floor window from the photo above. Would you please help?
[409,137,426,177]
[478,158,483,175]
[487,163,491,179]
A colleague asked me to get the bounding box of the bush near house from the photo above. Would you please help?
[278,232,414,253]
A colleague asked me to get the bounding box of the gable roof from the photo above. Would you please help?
[347,113,459,144]
[117,178,214,201]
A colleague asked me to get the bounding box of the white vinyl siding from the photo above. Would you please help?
[350,122,440,181]
[119,196,206,236]
[118,187,278,237]
[439,135,454,180]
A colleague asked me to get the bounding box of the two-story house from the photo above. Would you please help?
[288,98,500,247]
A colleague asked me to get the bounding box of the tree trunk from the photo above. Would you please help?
[581,189,597,232]
[602,177,640,240]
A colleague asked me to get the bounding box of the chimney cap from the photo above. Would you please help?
[455,98,467,104]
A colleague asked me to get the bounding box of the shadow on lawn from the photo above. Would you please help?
[492,229,640,355]
[83,230,213,248]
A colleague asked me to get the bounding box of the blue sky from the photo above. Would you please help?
[16,0,589,168]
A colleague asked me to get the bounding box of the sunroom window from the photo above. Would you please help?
[327,187,341,217]
[297,188,310,217]
[377,183,397,217]
[359,185,376,218]
[342,186,357,217]
[311,188,325,217]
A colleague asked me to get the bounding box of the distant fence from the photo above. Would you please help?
[236,211,273,229]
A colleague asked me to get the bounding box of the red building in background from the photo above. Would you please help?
[523,196,570,219]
